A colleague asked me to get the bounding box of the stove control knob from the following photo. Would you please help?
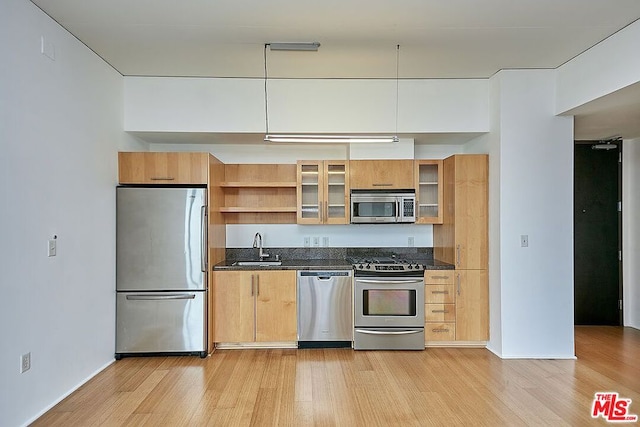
[358,264,364,269]
[366,264,371,269]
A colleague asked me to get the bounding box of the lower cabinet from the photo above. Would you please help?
[455,270,489,341]
[424,271,456,342]
[213,270,297,343]
[424,269,488,343]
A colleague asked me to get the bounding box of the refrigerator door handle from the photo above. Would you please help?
[201,205,207,273]
[125,294,197,301]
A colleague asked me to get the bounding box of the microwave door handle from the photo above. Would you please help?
[396,200,400,221]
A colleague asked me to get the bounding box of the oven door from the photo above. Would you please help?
[351,196,400,223]
[354,277,425,328]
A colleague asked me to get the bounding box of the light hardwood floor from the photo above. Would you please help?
[33,327,640,426]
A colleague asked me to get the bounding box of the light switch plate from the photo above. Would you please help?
[520,235,529,247]
[48,239,57,257]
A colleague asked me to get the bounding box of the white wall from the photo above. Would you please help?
[623,139,640,329]
[488,70,575,358]
[556,19,640,114]
[226,224,433,249]
[0,1,145,426]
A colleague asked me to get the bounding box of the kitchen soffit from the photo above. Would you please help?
[30,0,640,79]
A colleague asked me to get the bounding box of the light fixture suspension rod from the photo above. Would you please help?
[264,44,269,136]
[396,44,400,140]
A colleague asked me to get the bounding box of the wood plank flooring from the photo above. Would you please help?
[33,327,640,426]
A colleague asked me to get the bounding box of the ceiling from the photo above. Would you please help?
[31,0,640,140]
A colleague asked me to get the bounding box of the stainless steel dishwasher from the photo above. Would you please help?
[297,270,353,348]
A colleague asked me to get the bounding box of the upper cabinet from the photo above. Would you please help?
[118,152,209,184]
[297,161,350,224]
[350,160,414,190]
[434,155,488,269]
[415,160,443,224]
[220,164,297,224]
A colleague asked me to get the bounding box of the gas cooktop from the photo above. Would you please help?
[346,256,426,273]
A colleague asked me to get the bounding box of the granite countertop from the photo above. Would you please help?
[213,258,353,271]
[213,247,454,271]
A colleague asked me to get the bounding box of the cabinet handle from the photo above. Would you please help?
[431,309,449,313]
[431,290,449,294]
[430,275,450,280]
[372,183,393,187]
[150,177,175,181]
[456,245,461,266]
[457,274,461,296]
[325,201,328,221]
[431,328,450,333]
[251,275,255,296]
[256,275,260,296]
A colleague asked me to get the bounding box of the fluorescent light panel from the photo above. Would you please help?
[268,42,321,51]
[264,134,399,144]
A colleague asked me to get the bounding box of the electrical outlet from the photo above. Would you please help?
[21,352,31,373]
[312,237,320,247]
[520,235,529,248]
[303,237,310,247]
[322,237,329,247]
[408,237,415,247]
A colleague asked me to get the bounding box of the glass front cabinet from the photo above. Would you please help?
[415,160,443,224]
[297,161,349,224]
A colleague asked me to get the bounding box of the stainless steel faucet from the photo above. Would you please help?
[252,232,270,260]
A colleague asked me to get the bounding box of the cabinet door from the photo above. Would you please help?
[297,161,324,224]
[213,271,255,342]
[349,160,414,189]
[118,152,209,184]
[453,155,488,269]
[455,270,489,341]
[324,161,350,224]
[255,271,297,342]
[415,160,443,224]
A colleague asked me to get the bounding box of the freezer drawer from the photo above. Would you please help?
[297,271,353,344]
[116,291,206,357]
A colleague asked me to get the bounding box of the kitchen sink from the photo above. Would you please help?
[232,260,282,266]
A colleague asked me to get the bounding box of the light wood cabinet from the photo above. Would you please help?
[433,154,489,343]
[118,152,209,184]
[434,155,488,269]
[454,270,489,341]
[213,270,296,343]
[297,160,349,224]
[349,160,414,190]
[220,164,297,224]
[415,160,443,224]
[424,270,456,343]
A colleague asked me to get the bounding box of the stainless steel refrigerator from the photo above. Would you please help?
[115,186,208,359]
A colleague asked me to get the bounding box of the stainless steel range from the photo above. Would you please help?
[348,256,425,350]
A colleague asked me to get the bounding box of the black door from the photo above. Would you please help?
[574,142,621,325]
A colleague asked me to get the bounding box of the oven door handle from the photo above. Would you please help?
[356,279,423,284]
[355,329,423,336]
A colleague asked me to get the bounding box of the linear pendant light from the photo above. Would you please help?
[263,43,400,144]
[264,134,400,143]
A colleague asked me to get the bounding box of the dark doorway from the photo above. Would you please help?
[574,141,621,325]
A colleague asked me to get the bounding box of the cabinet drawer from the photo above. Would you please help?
[425,304,456,322]
[425,323,456,341]
[425,285,454,304]
[424,271,454,285]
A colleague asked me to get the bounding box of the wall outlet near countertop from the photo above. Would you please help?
[21,352,31,373]
[312,237,320,247]
[322,237,329,247]
[303,237,310,247]
[408,237,415,247]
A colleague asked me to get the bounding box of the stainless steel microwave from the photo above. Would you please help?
[350,190,416,224]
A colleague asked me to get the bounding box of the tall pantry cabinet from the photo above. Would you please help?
[434,155,489,341]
